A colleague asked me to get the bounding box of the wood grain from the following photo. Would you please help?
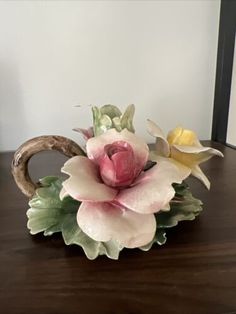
[0,142,236,314]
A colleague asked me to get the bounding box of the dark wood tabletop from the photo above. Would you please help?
[0,141,236,314]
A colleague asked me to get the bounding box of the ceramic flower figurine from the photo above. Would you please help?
[12,105,223,259]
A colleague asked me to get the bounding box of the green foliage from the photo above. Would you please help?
[157,182,203,229]
[27,176,122,260]
[92,104,135,136]
[140,182,203,251]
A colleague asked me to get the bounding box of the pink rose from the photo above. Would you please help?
[99,141,141,187]
[61,129,190,248]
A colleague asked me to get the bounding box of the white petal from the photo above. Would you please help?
[191,165,211,189]
[86,128,149,169]
[161,203,171,211]
[59,187,69,200]
[77,202,156,248]
[61,156,117,202]
[147,119,170,157]
[116,157,191,214]
[172,144,224,156]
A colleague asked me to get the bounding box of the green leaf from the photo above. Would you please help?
[140,229,167,251]
[92,106,113,136]
[92,104,135,135]
[27,176,123,260]
[100,104,122,119]
[140,182,202,251]
[156,183,203,229]
[172,181,189,197]
[120,104,135,133]
[62,214,122,260]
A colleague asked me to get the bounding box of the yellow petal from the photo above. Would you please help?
[149,154,191,180]
[191,165,211,189]
[167,127,200,146]
[170,145,223,168]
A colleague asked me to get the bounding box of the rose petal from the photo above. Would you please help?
[170,144,224,167]
[161,202,171,211]
[112,150,137,184]
[116,157,191,214]
[191,165,211,189]
[77,201,156,248]
[147,119,170,157]
[99,153,116,186]
[61,156,117,202]
[59,187,69,200]
[73,127,94,141]
[86,128,149,170]
[99,141,137,187]
[100,150,136,187]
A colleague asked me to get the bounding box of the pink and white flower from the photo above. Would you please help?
[61,128,190,248]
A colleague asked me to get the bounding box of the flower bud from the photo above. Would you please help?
[99,141,139,188]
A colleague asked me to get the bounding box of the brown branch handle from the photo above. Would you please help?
[11,135,85,198]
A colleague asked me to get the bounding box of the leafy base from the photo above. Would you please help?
[27,177,202,259]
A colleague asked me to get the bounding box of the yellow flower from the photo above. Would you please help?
[147,120,223,189]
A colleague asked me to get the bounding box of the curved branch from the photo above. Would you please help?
[12,135,85,198]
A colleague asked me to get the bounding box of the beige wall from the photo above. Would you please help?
[0,0,220,151]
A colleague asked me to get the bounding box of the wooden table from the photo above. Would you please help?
[0,141,236,314]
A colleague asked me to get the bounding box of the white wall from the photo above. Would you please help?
[227,35,236,147]
[0,0,220,152]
